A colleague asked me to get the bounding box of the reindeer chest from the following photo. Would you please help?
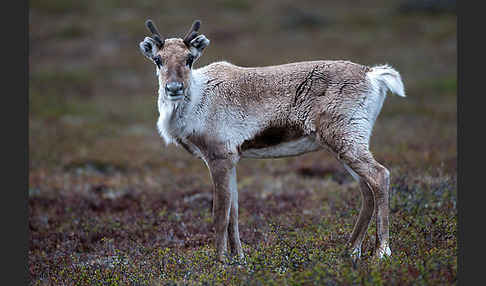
[156,103,206,157]
[157,103,189,142]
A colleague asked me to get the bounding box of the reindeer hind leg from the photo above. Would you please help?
[342,163,375,261]
[340,148,391,260]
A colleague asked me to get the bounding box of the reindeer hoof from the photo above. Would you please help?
[349,247,361,268]
[373,244,392,260]
[350,247,361,258]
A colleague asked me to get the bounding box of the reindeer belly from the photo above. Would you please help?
[239,126,322,158]
[240,136,322,159]
[240,122,321,158]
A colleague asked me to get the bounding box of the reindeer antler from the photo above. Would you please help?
[183,20,201,47]
[145,19,164,48]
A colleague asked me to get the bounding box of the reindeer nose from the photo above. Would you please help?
[165,82,184,96]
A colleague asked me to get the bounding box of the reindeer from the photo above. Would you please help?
[138,19,405,262]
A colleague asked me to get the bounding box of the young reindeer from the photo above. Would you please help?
[139,19,405,262]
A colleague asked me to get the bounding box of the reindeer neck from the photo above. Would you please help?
[156,68,209,145]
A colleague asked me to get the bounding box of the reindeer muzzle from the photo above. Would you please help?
[165,82,184,99]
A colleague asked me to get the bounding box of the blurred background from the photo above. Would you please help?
[29,0,456,175]
[29,0,456,283]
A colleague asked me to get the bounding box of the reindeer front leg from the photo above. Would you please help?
[207,157,240,261]
[228,166,244,259]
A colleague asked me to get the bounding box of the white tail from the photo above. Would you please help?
[368,64,406,97]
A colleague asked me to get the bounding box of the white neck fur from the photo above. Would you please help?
[156,68,208,145]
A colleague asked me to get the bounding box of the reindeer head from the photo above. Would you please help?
[139,19,210,101]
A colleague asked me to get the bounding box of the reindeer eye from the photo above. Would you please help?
[153,55,162,67]
[186,54,194,67]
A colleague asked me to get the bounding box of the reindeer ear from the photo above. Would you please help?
[139,37,160,61]
[189,35,210,57]
[183,20,209,57]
